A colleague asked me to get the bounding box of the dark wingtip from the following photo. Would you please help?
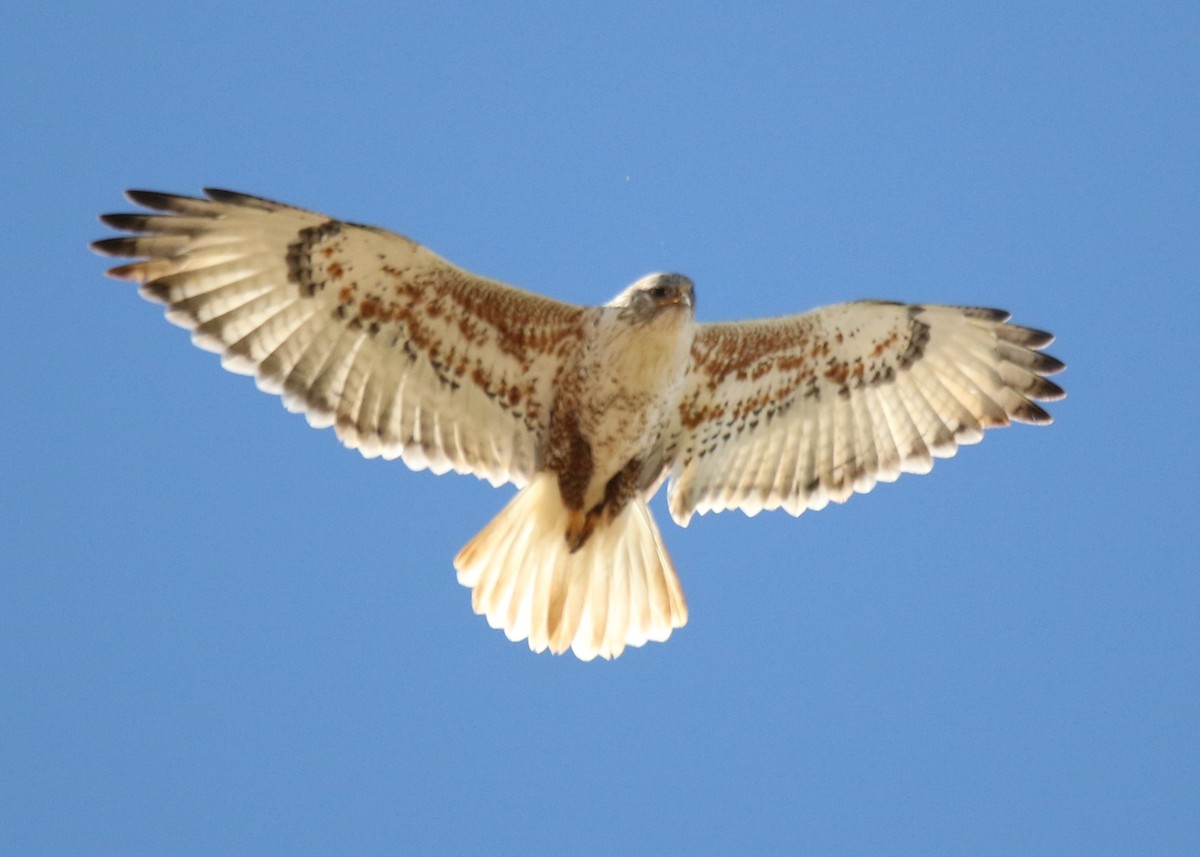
[202,187,241,201]
[202,187,284,209]
[963,306,1012,322]
[99,212,150,232]
[1025,327,1055,348]
[1033,352,1067,376]
[102,261,145,281]
[1029,376,1067,402]
[90,236,137,257]
[1012,399,1054,425]
[124,189,193,210]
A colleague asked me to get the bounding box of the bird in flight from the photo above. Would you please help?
[93,189,1064,660]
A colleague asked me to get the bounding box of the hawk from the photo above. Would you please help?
[93,189,1064,660]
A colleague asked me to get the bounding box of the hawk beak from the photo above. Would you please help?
[663,289,693,309]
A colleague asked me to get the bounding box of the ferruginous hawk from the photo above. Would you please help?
[93,189,1065,660]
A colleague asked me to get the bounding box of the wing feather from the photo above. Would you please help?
[877,378,932,475]
[94,189,588,487]
[849,385,879,493]
[667,301,1063,524]
[864,387,901,485]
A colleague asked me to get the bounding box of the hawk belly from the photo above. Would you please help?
[552,300,695,547]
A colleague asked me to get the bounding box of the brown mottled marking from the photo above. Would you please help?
[871,330,901,357]
[543,408,593,514]
[455,316,486,347]
[281,228,587,420]
[285,220,344,295]
[824,361,850,386]
[679,398,728,431]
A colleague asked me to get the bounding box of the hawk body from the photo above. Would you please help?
[544,274,695,547]
[94,189,1064,660]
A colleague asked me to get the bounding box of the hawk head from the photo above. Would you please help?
[609,273,695,324]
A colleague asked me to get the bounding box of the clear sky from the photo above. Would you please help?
[2,2,1197,854]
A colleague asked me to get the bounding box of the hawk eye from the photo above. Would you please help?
[649,285,670,299]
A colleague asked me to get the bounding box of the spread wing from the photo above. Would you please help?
[666,301,1064,525]
[93,189,587,487]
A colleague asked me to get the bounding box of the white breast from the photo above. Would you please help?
[575,306,695,504]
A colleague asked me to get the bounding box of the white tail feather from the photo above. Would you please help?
[454,472,687,660]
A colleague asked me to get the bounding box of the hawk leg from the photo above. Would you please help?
[565,458,645,552]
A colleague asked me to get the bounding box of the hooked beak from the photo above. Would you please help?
[664,289,693,308]
[658,285,694,310]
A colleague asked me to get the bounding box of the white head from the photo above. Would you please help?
[607,272,696,324]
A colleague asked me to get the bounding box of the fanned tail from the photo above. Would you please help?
[453,472,687,660]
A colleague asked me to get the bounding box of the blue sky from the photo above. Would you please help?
[2,2,1197,854]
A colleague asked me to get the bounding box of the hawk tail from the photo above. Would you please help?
[453,472,687,660]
